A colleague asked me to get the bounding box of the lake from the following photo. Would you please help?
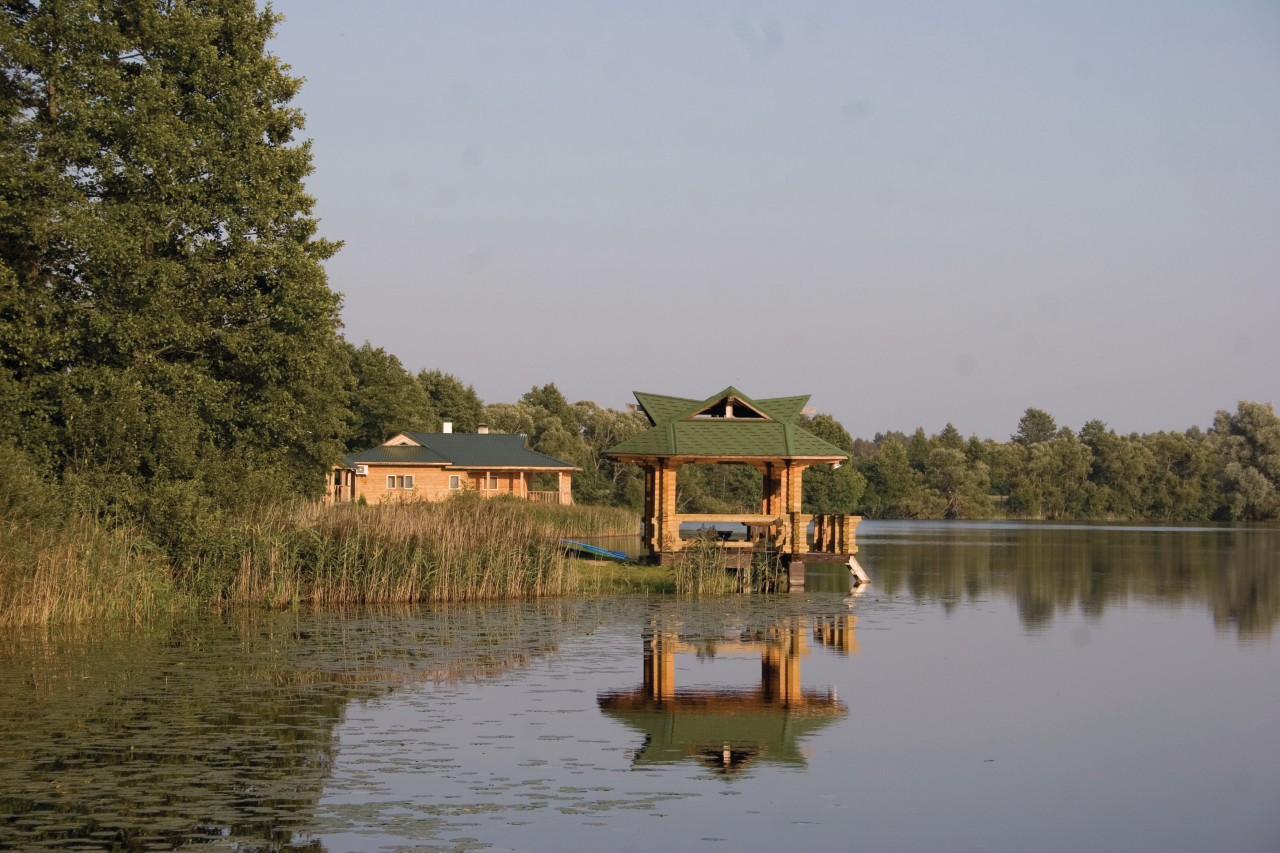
[2,521,1277,852]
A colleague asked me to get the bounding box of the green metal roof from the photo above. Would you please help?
[607,387,848,461]
[344,433,577,470]
[343,445,450,466]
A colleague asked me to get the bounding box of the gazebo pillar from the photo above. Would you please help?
[657,460,682,553]
[639,460,684,556]
[787,462,808,556]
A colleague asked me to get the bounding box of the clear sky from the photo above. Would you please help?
[268,0,1279,441]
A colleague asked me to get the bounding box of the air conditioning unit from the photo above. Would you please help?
[355,464,368,476]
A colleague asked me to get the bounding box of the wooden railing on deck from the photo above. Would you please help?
[528,491,562,504]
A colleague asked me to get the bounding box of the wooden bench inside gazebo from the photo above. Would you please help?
[606,387,862,588]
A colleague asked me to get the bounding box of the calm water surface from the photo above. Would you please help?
[2,521,1278,852]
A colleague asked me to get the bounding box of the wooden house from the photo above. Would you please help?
[329,423,578,505]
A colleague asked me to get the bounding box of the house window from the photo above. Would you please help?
[482,473,500,490]
[386,475,413,490]
[449,475,461,490]
[387,475,396,489]
[404,475,414,489]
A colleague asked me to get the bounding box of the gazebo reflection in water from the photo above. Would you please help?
[598,614,858,776]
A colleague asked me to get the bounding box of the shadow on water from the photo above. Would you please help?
[856,521,1280,640]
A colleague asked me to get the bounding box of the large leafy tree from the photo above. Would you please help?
[1013,408,1058,446]
[1209,401,1280,520]
[798,413,866,514]
[417,369,484,433]
[346,343,437,450]
[0,1,349,518]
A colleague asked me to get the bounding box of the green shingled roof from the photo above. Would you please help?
[343,444,449,466]
[344,433,577,470]
[407,433,576,469]
[607,387,848,460]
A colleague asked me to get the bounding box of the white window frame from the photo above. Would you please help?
[387,475,396,489]
[449,474,461,490]
[404,475,414,489]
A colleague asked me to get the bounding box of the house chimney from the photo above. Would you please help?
[477,423,489,434]
[442,420,453,434]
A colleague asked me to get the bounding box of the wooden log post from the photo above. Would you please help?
[844,515,861,555]
[658,460,682,553]
[787,463,808,556]
[641,464,657,551]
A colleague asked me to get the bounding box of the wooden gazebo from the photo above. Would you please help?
[606,387,861,580]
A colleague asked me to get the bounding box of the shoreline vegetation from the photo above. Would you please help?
[3,6,1278,629]
[5,393,1280,628]
[1,491,641,628]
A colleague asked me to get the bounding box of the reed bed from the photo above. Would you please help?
[1,493,647,626]
[511,500,640,537]
[672,538,733,595]
[210,495,598,607]
[671,537,786,595]
[0,516,177,627]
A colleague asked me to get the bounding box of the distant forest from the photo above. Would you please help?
[344,343,1280,523]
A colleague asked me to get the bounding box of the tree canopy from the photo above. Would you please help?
[1,0,349,535]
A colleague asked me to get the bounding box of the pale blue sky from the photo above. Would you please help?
[269,0,1279,440]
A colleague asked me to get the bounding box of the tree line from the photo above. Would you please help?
[344,342,1280,523]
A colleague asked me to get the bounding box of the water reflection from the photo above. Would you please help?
[0,603,587,852]
[1,525,1275,852]
[598,614,857,776]
[857,522,1280,640]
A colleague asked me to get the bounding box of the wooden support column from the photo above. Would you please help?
[658,460,682,553]
[650,461,660,548]
[844,515,861,555]
[641,464,657,551]
[787,462,808,556]
[557,471,573,506]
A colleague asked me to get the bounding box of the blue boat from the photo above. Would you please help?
[560,539,629,561]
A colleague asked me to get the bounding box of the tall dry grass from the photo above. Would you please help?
[671,536,786,595]
[181,494,643,608]
[1,492,644,626]
[223,495,575,606]
[0,516,177,627]
[672,538,733,594]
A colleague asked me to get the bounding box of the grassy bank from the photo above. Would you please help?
[2,495,647,628]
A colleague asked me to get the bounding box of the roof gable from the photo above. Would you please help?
[685,387,772,421]
[344,444,450,466]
